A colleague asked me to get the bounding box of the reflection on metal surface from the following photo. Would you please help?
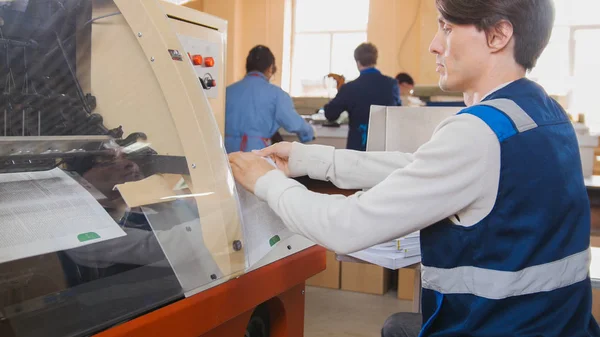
[160,192,215,200]
[0,136,114,156]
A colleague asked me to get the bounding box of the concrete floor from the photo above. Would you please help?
[304,286,413,337]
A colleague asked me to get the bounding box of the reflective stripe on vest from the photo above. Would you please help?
[478,98,538,132]
[421,247,590,300]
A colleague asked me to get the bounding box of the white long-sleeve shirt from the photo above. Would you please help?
[254,113,501,255]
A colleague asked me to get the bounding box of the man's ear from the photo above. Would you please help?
[487,20,514,53]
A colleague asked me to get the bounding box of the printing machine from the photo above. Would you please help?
[0,1,325,336]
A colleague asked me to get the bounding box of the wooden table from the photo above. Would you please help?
[96,246,326,337]
[294,176,359,196]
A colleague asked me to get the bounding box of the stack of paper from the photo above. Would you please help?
[348,232,421,270]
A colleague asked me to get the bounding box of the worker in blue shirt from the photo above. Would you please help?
[323,43,401,151]
[225,45,314,153]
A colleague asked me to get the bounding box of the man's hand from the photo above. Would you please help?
[253,142,293,176]
[229,152,276,193]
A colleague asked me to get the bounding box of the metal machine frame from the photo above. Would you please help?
[0,1,325,336]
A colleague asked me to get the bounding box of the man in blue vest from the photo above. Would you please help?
[324,43,401,151]
[228,0,600,336]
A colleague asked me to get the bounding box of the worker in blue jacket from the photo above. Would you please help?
[324,43,401,151]
[225,45,314,153]
[228,0,600,336]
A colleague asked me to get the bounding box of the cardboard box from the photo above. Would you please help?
[397,265,420,300]
[341,261,391,295]
[306,250,340,289]
[591,235,600,248]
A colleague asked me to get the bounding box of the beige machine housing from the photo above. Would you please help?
[86,0,244,284]
[83,0,315,293]
[0,3,315,336]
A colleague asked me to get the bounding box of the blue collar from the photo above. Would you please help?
[360,67,380,75]
[246,71,268,80]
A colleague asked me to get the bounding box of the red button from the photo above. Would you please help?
[192,55,203,66]
[206,79,216,88]
[204,57,215,67]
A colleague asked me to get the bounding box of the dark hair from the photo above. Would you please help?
[354,43,378,67]
[395,73,415,85]
[435,0,554,70]
[246,45,276,74]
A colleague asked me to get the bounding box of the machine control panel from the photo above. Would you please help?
[177,35,220,99]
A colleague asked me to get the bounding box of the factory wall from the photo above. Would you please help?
[184,0,288,87]
[368,0,439,85]
[183,0,439,89]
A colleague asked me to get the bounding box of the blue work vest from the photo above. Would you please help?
[419,78,600,336]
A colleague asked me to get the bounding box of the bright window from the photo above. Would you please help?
[531,0,600,131]
[289,0,370,97]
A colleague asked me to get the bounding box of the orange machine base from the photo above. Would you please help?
[95,245,326,337]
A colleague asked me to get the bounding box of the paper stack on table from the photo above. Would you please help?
[348,232,421,270]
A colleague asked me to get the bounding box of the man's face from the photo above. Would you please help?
[429,15,490,92]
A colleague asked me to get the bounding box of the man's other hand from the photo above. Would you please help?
[229,152,276,193]
[253,142,293,176]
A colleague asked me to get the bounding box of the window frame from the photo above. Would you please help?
[567,24,600,76]
[286,0,369,97]
[530,23,600,99]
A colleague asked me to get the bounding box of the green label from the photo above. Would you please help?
[77,232,101,242]
[269,235,281,247]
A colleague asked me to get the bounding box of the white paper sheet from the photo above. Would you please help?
[348,232,421,269]
[0,168,126,263]
[237,159,292,269]
[348,250,421,270]
[237,181,292,269]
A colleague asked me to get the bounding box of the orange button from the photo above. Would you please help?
[192,55,203,66]
[204,57,215,67]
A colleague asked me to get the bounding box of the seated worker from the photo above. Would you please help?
[225,45,314,153]
[228,0,600,336]
[324,43,401,151]
[395,72,415,97]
